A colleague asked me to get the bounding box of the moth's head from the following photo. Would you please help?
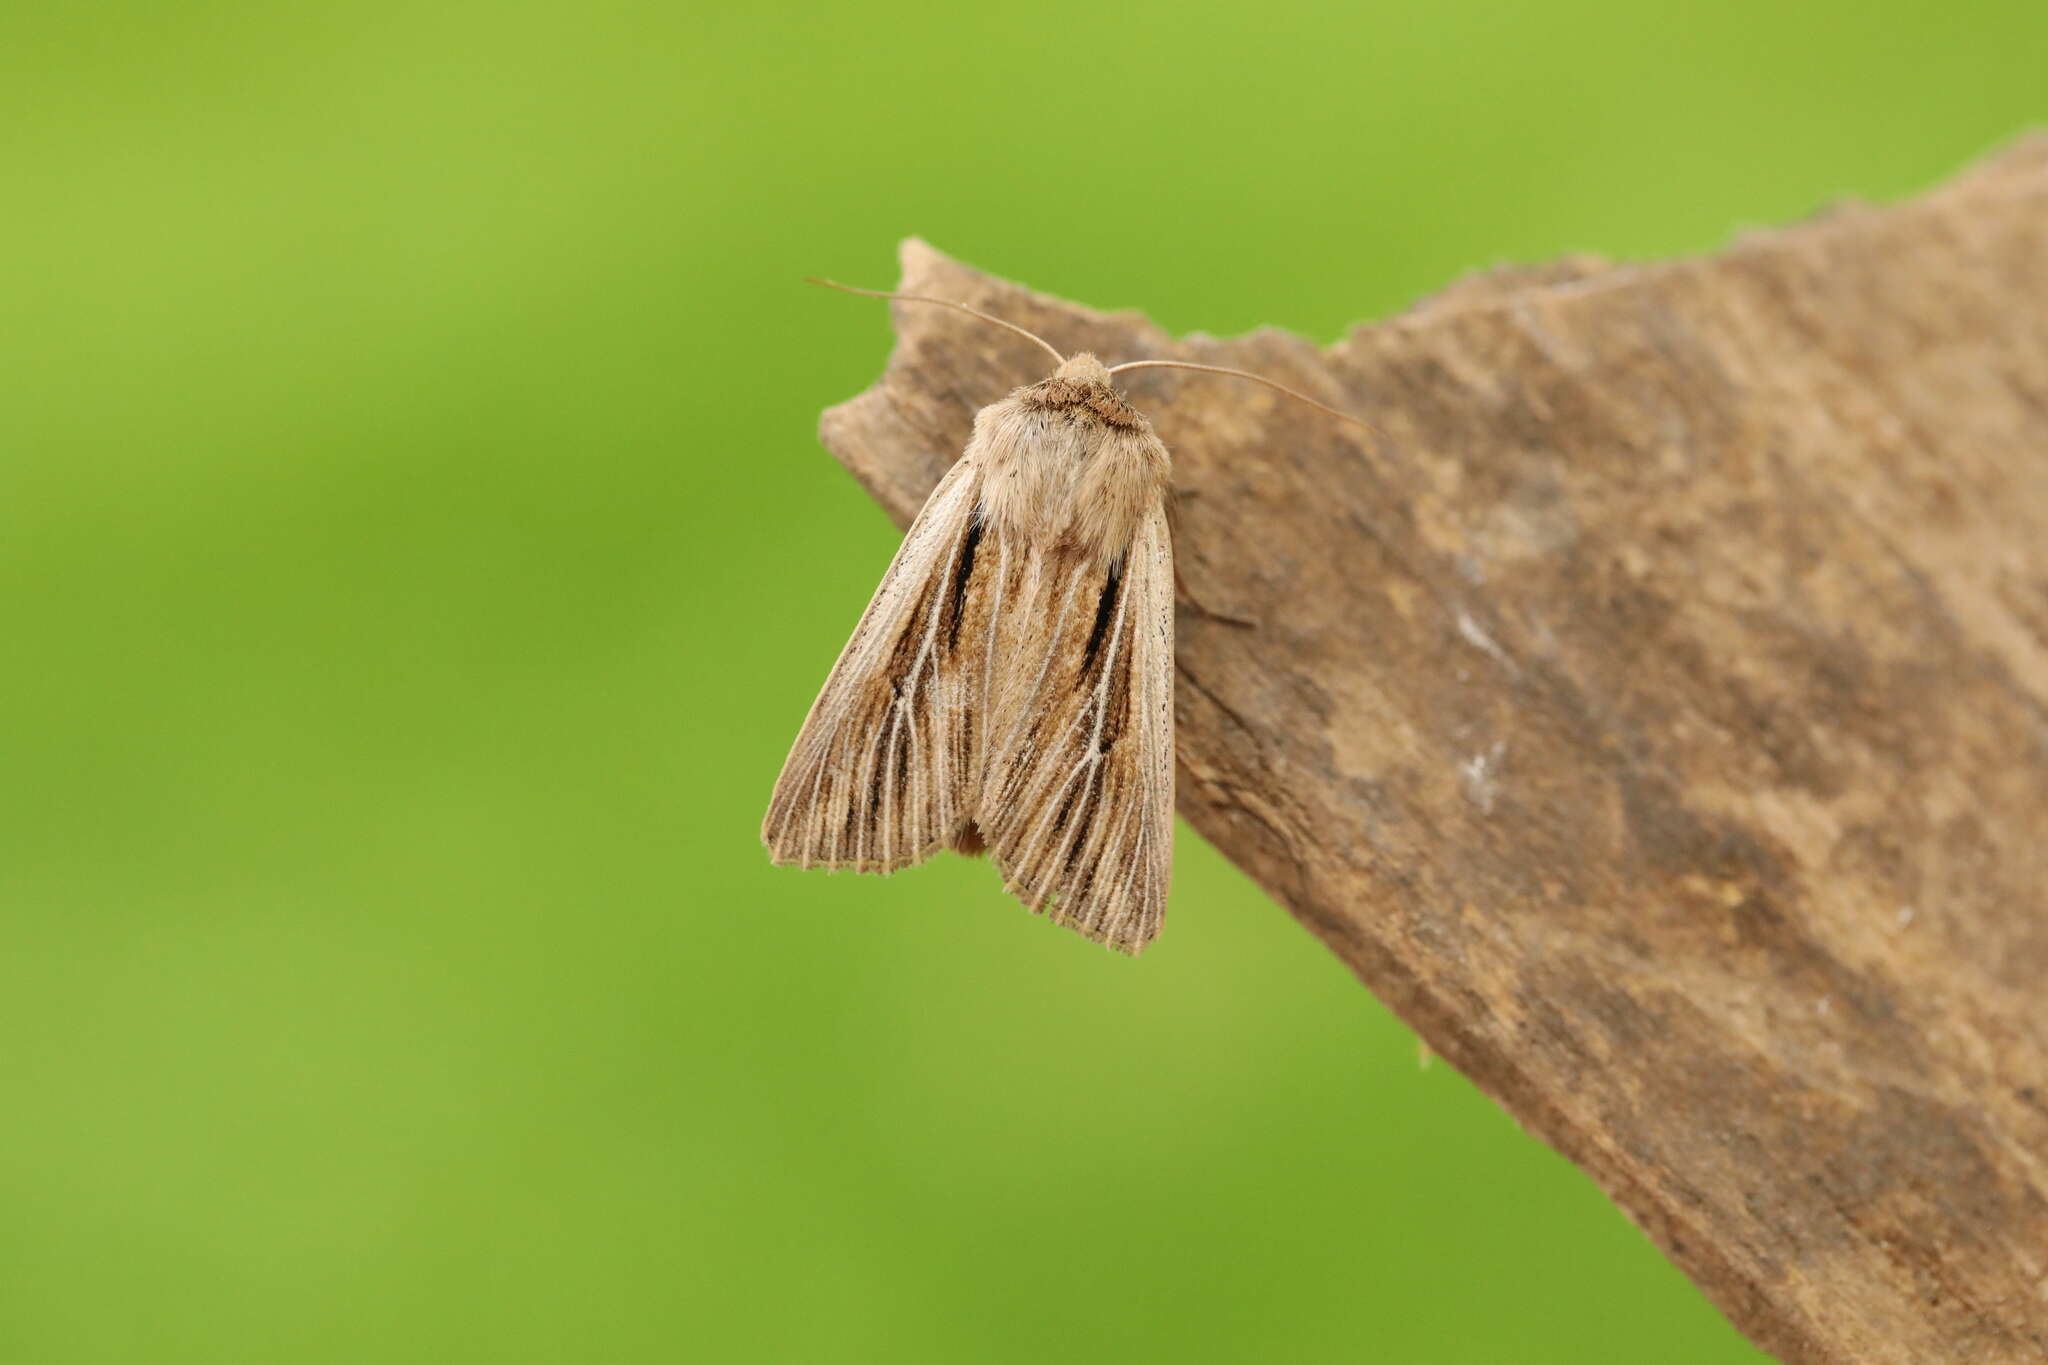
[1051,353,1113,388]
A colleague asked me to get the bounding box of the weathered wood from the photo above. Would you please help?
[815,138,2048,1363]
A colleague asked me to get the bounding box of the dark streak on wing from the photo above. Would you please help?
[1061,600,1131,882]
[945,512,985,651]
[1079,563,1122,674]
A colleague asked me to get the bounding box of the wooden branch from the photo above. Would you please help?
[816,138,2048,1364]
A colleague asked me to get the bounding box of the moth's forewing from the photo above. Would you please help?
[978,500,1174,953]
[762,456,992,872]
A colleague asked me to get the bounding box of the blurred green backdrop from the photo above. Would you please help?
[2,1,2040,1360]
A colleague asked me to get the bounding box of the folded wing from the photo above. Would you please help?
[762,458,996,873]
[977,502,1175,952]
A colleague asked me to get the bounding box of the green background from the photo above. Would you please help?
[3,1,2039,1360]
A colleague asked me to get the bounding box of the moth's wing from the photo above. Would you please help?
[978,499,1175,953]
[762,456,994,873]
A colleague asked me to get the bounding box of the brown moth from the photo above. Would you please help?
[763,281,1358,954]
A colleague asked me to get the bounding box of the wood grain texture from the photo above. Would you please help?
[814,138,2048,1363]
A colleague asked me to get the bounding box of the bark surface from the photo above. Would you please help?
[816,139,2048,1363]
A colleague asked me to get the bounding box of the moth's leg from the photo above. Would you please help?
[1172,558,1259,629]
[1167,489,1259,629]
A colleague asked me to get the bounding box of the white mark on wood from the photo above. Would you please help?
[1461,740,1508,814]
[1456,609,1520,677]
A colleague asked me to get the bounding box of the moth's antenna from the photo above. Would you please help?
[1106,359,1379,437]
[805,277,1066,366]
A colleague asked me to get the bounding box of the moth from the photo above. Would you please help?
[763,280,1359,954]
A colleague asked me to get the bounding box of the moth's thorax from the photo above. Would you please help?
[968,353,1170,566]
